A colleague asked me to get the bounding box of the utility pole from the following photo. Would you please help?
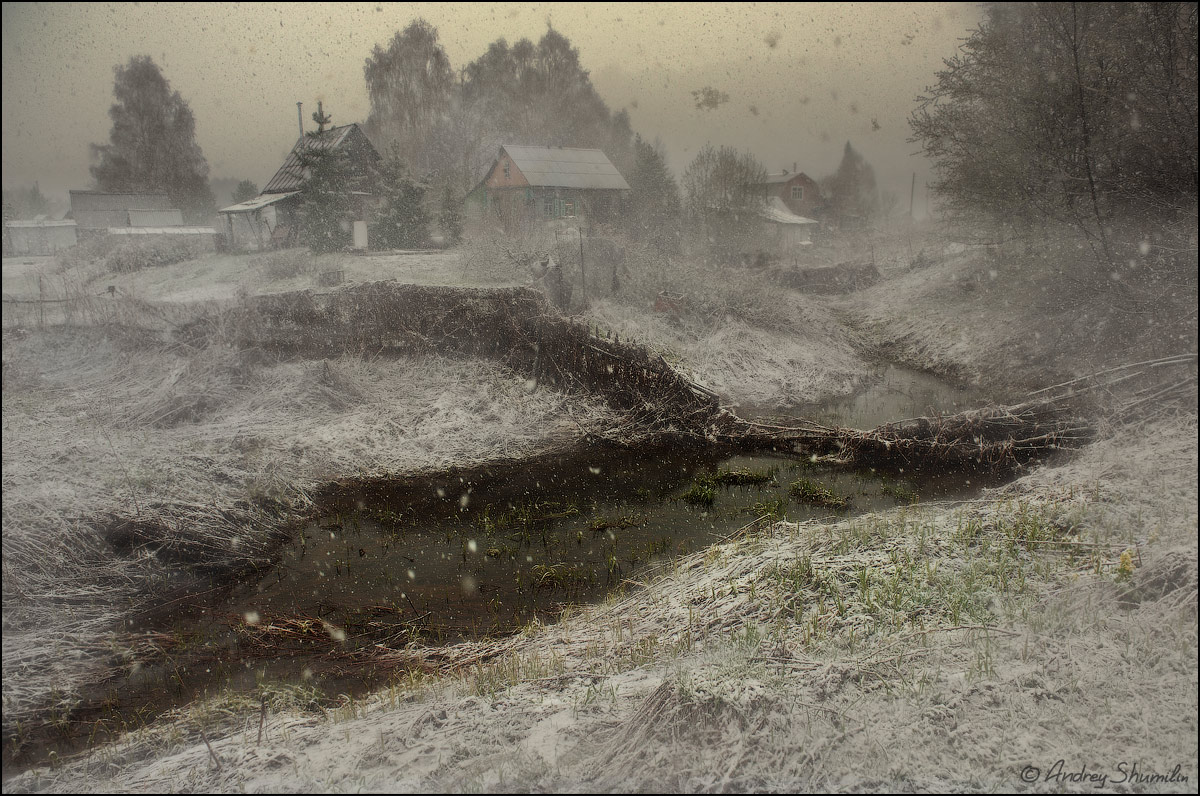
[297,102,304,139]
[909,172,916,220]
[578,226,587,306]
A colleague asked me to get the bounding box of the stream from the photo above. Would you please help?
[5,361,1006,773]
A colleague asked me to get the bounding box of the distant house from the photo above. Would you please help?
[219,123,381,252]
[464,145,630,230]
[754,168,822,220]
[3,219,77,256]
[65,190,218,248]
[68,190,180,237]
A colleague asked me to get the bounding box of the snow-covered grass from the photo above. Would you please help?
[9,413,1193,792]
[4,246,503,312]
[585,294,869,410]
[4,224,1196,791]
[2,316,620,742]
[839,226,1200,391]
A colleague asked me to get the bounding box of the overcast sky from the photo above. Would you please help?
[2,2,982,210]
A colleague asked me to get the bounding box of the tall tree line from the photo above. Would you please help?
[910,2,1197,260]
[362,21,635,195]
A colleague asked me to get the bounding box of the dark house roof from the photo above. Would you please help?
[262,124,381,194]
[759,170,816,185]
[499,145,630,190]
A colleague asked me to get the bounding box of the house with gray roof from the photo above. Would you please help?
[465,145,630,230]
[219,123,381,251]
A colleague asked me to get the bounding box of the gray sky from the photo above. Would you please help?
[2,2,982,209]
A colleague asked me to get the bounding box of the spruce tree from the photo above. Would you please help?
[90,56,215,222]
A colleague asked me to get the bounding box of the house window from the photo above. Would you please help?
[563,200,575,217]
[544,196,555,219]
[503,161,511,180]
[791,185,804,201]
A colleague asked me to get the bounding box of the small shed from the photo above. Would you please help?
[221,123,381,251]
[3,219,78,256]
[760,197,819,254]
[68,191,178,236]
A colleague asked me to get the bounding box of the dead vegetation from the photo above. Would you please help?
[196,281,1128,474]
[9,410,1191,793]
[3,224,1195,788]
[1,313,620,752]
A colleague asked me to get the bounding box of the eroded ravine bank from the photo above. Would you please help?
[8,407,1194,793]
[204,282,1096,467]
[3,274,1189,787]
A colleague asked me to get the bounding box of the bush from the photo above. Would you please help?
[54,235,119,273]
[251,249,313,280]
[104,236,201,273]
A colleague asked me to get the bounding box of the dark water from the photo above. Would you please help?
[223,446,996,648]
[132,362,1006,694]
[3,362,1011,775]
[737,363,1003,429]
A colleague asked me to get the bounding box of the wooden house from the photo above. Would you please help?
[755,167,822,220]
[465,145,630,231]
[219,123,381,251]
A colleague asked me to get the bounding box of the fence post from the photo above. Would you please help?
[579,226,587,305]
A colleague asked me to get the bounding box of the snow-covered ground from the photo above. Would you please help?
[3,232,1197,791]
[9,415,1195,793]
[4,248,505,306]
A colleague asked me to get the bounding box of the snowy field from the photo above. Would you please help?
[3,227,1196,792]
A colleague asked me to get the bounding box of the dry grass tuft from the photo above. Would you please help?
[2,297,620,740]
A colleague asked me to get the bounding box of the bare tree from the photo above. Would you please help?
[364,20,455,174]
[682,144,768,262]
[910,2,1198,267]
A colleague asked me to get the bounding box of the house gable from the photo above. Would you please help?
[484,150,531,189]
[759,170,821,217]
[262,123,381,195]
